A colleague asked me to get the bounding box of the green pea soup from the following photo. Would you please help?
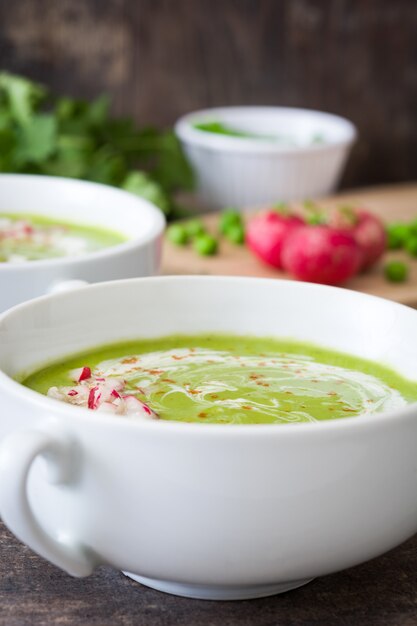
[0,213,126,262]
[22,334,417,425]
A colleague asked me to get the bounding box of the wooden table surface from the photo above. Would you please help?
[163,183,417,307]
[2,183,417,625]
[1,521,417,626]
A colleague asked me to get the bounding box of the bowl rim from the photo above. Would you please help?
[0,174,166,271]
[175,105,358,155]
[0,275,415,438]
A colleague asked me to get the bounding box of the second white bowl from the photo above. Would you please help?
[0,175,165,312]
[175,106,357,210]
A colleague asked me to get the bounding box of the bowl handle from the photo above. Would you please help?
[0,427,96,577]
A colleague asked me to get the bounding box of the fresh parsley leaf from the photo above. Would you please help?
[14,114,57,164]
[0,72,193,217]
[122,171,170,214]
[0,72,46,126]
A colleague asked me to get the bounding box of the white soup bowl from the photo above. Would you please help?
[0,276,416,601]
[0,175,165,312]
[175,106,357,210]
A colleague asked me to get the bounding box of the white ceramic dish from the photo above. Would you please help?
[0,174,165,312]
[175,106,357,210]
[0,276,416,601]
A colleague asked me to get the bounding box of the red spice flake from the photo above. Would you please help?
[256,381,270,387]
[342,408,356,413]
[210,394,219,399]
[149,369,163,375]
[189,389,200,395]
[242,405,253,410]
[67,390,78,396]
[171,355,185,360]
[327,391,337,396]
[122,357,138,364]
[198,412,207,418]
[249,374,260,380]
[161,378,175,383]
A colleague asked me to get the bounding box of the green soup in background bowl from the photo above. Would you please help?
[0,276,417,601]
[0,212,126,263]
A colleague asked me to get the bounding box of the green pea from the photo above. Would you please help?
[219,209,242,234]
[384,261,408,283]
[185,219,205,238]
[194,234,218,256]
[167,224,188,246]
[224,223,245,245]
[386,223,411,249]
[405,236,417,257]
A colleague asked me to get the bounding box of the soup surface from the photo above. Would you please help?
[22,335,417,424]
[193,121,325,146]
[0,213,126,262]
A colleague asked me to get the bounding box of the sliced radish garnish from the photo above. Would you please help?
[88,386,99,410]
[47,372,159,419]
[70,366,92,382]
[122,394,158,419]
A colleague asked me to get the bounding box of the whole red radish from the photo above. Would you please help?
[246,210,304,269]
[281,225,362,285]
[332,208,386,270]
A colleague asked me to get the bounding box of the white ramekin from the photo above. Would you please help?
[175,106,357,210]
[0,174,165,312]
[0,276,416,600]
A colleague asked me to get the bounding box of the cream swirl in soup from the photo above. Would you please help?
[22,335,417,425]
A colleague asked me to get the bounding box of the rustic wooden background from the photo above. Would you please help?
[0,0,416,189]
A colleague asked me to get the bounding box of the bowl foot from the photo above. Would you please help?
[122,572,314,600]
